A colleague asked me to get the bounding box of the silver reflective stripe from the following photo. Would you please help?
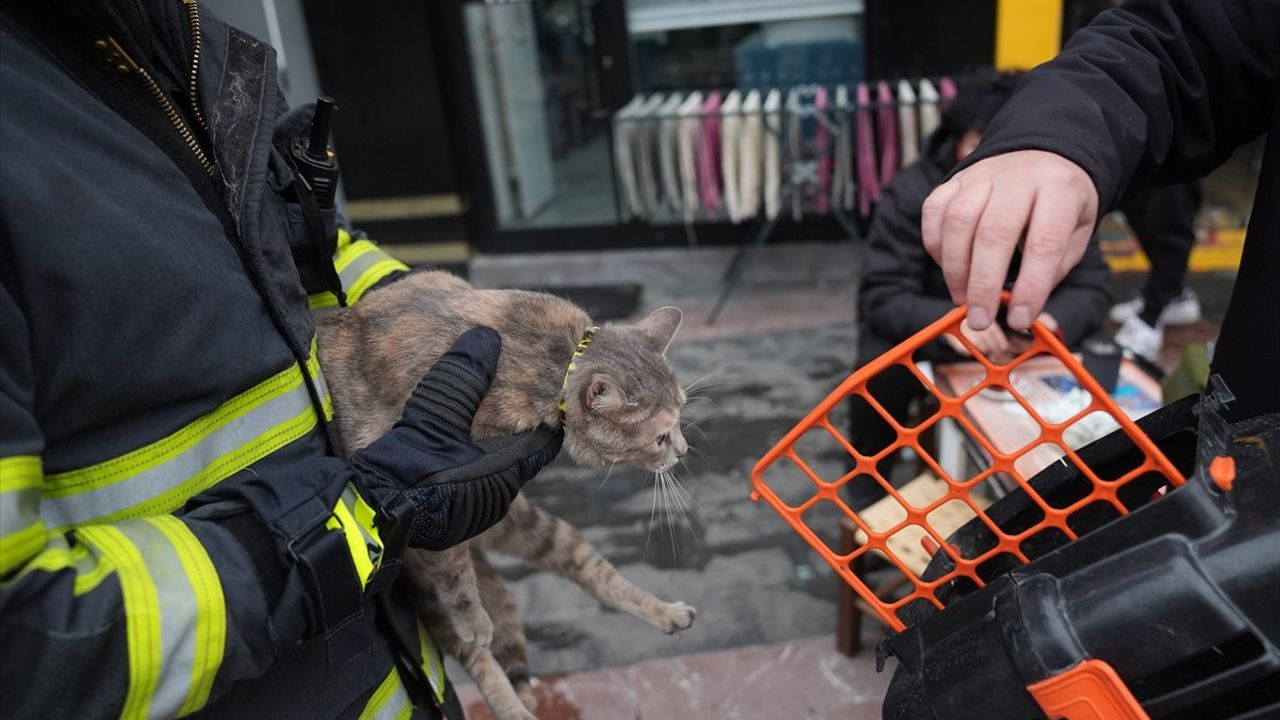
[1,485,40,540]
[337,243,391,291]
[41,378,316,528]
[115,520,200,720]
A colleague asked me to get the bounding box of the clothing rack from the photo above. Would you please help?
[610,77,956,323]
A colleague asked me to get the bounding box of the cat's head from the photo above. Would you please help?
[563,307,688,472]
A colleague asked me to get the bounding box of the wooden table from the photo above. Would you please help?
[934,355,1163,483]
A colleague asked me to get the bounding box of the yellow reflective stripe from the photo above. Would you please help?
[146,516,226,715]
[329,496,375,587]
[334,238,384,273]
[305,336,335,422]
[2,534,117,595]
[1,520,47,576]
[350,487,383,550]
[45,363,306,496]
[359,668,402,720]
[346,259,407,305]
[78,525,162,720]
[417,620,446,704]
[308,291,340,310]
[0,455,42,492]
[1,456,46,574]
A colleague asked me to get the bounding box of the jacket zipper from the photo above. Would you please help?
[94,0,214,175]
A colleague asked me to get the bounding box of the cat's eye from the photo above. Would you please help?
[657,432,670,446]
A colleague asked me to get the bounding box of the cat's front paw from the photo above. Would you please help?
[451,609,495,647]
[653,600,697,634]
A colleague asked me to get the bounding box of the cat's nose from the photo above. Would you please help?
[673,432,689,457]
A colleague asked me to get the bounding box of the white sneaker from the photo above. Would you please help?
[1109,288,1201,326]
[1114,316,1164,362]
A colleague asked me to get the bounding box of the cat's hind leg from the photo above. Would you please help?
[482,497,696,634]
[472,547,537,713]
[401,545,494,647]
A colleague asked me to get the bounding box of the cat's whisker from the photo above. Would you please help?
[682,364,735,397]
[595,461,618,493]
[680,419,712,447]
[685,444,711,463]
[643,471,660,560]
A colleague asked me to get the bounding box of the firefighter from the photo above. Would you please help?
[0,1,561,717]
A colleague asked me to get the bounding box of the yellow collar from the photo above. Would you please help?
[558,327,598,426]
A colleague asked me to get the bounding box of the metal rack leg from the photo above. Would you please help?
[707,217,777,325]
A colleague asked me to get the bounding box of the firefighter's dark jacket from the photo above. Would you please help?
[0,1,453,717]
[959,0,1280,420]
[859,129,1112,348]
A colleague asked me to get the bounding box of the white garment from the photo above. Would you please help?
[719,90,743,223]
[738,90,763,220]
[918,78,941,143]
[633,94,667,218]
[612,94,646,221]
[763,89,782,220]
[677,92,704,222]
[657,93,685,214]
[897,80,919,167]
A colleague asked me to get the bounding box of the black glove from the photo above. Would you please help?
[351,327,564,550]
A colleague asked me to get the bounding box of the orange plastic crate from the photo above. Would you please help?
[749,297,1185,632]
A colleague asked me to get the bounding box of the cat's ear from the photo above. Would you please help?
[586,373,623,412]
[636,306,682,355]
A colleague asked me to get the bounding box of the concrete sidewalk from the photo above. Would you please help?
[455,636,894,720]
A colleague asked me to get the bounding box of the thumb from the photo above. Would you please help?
[402,327,502,436]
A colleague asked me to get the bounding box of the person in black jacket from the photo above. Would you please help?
[922,0,1278,423]
[847,70,1111,509]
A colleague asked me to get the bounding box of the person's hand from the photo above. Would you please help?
[351,327,564,550]
[921,150,1098,331]
[943,321,1012,359]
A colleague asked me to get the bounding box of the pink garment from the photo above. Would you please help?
[814,86,831,215]
[877,81,899,189]
[855,82,880,218]
[698,92,723,218]
[939,76,958,113]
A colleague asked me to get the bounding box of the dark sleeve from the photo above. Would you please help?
[858,169,956,341]
[0,275,387,717]
[1042,241,1112,346]
[959,0,1280,211]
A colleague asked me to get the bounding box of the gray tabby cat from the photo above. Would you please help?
[318,271,697,720]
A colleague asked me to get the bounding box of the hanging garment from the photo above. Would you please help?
[739,89,764,220]
[633,93,667,218]
[677,91,704,222]
[834,84,856,212]
[763,88,782,220]
[814,85,831,215]
[918,78,941,143]
[720,90,743,223]
[612,94,646,221]
[897,79,919,167]
[940,75,958,111]
[787,87,804,220]
[856,82,880,217]
[877,80,899,188]
[657,93,685,214]
[698,92,723,218]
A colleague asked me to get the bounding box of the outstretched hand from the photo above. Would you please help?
[921,150,1099,331]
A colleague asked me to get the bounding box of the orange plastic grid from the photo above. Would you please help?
[749,295,1185,632]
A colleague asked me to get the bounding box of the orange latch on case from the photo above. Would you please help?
[749,294,1185,631]
[1027,659,1150,719]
